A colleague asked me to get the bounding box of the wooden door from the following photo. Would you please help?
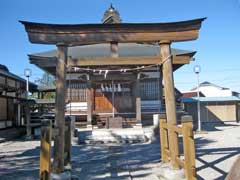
[94,82,134,113]
[94,91,113,112]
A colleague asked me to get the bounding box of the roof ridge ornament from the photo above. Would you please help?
[102,4,122,24]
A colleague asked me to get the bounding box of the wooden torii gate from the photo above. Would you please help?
[20,18,205,173]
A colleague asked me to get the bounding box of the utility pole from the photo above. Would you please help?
[194,65,201,131]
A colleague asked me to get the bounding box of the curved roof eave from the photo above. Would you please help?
[20,18,206,45]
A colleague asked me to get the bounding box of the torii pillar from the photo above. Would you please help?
[53,45,68,173]
[160,40,179,168]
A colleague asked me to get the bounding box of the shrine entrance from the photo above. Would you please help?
[20,4,205,176]
[94,81,134,114]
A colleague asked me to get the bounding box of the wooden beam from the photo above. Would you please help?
[29,54,194,68]
[160,41,180,169]
[20,18,206,45]
[69,55,192,66]
[53,45,67,173]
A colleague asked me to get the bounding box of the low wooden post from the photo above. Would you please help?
[40,119,52,180]
[159,114,169,163]
[25,104,31,138]
[182,115,196,180]
[64,116,71,166]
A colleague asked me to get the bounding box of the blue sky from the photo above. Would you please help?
[0,0,240,92]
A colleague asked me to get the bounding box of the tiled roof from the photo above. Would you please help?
[30,43,195,59]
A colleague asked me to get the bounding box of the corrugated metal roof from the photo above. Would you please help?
[182,96,240,103]
[31,43,194,59]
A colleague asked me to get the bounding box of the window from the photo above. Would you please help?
[140,79,160,100]
[67,83,87,102]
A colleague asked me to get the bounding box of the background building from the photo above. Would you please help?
[182,82,240,127]
[0,64,37,129]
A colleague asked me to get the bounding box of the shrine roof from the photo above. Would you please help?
[30,43,194,59]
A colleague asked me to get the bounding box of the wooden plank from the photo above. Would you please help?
[53,45,67,173]
[40,119,52,180]
[159,117,169,163]
[160,41,180,169]
[64,117,71,166]
[182,115,197,180]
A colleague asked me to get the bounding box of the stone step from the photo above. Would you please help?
[77,128,154,144]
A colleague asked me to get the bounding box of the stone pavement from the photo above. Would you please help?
[71,142,161,180]
[0,137,162,180]
[0,122,240,180]
[195,122,240,180]
[0,140,40,180]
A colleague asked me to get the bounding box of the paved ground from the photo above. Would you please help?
[195,122,240,180]
[0,122,239,180]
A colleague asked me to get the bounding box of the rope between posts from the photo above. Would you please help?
[68,54,173,73]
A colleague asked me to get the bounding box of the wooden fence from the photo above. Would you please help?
[39,117,72,180]
[159,115,196,180]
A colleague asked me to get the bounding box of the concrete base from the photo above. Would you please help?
[51,171,71,180]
